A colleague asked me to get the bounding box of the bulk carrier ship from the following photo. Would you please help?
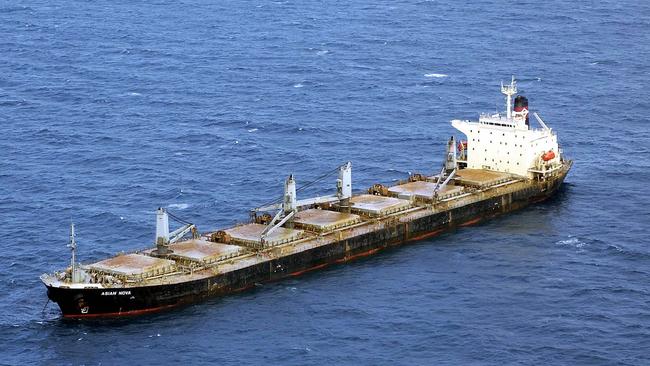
[42,78,572,318]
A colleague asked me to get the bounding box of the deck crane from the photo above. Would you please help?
[252,162,352,243]
[432,136,457,199]
[153,208,198,255]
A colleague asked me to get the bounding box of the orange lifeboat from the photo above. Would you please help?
[542,150,555,161]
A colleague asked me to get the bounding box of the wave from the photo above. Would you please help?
[424,73,448,78]
[168,203,189,210]
[555,236,586,248]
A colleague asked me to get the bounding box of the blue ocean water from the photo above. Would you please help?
[1,0,649,364]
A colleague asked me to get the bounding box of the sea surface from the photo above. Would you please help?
[1,0,649,364]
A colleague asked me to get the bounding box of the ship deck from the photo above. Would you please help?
[294,208,361,232]
[451,169,514,187]
[225,223,304,246]
[46,165,567,291]
[88,254,177,277]
[388,180,464,200]
[163,239,241,264]
[349,194,411,216]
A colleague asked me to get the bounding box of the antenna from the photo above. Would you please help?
[67,223,77,283]
[500,76,517,119]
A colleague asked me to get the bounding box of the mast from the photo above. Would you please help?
[500,76,517,120]
[68,223,77,283]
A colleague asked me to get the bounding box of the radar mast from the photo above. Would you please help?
[500,76,517,119]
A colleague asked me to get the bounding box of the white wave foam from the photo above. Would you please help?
[424,73,448,78]
[316,50,329,55]
[556,237,586,248]
[168,203,189,210]
[128,92,142,96]
[247,128,258,132]
[293,83,304,88]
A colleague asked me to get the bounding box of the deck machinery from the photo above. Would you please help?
[41,78,572,318]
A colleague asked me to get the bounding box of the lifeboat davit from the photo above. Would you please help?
[542,150,556,161]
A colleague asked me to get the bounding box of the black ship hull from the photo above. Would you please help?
[45,165,570,318]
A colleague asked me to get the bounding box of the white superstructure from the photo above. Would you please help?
[452,77,562,178]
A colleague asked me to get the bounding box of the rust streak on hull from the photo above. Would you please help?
[290,262,329,276]
[460,217,482,227]
[338,247,382,263]
[408,228,445,242]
